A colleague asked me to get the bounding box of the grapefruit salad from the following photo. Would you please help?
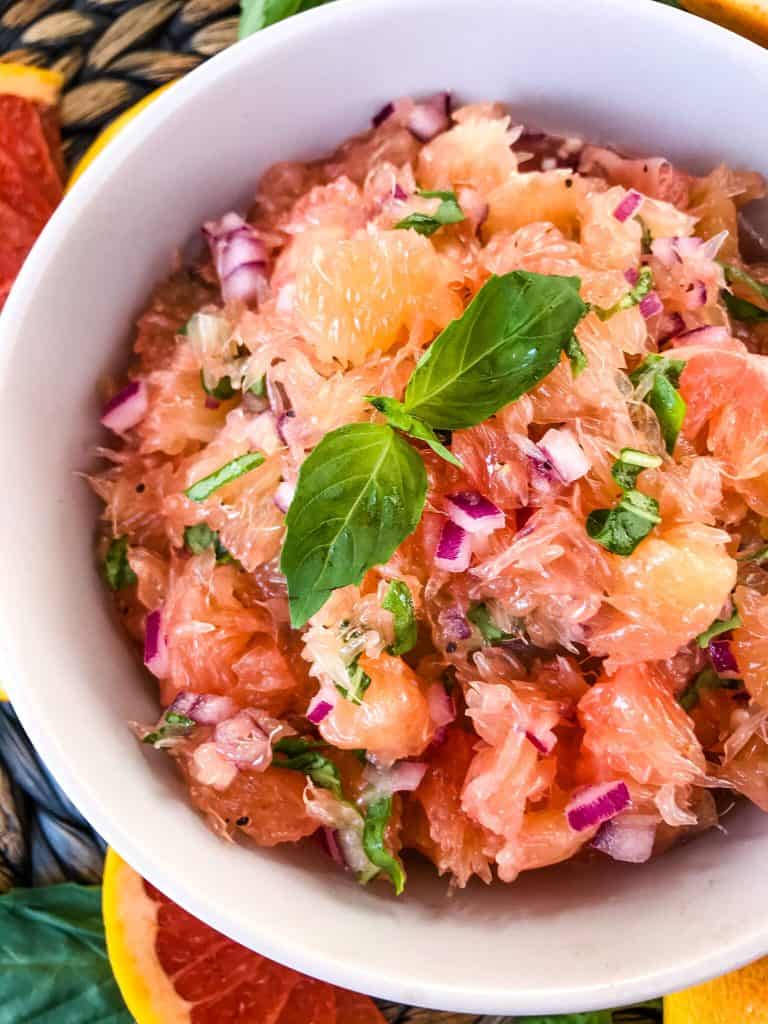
[93,94,768,894]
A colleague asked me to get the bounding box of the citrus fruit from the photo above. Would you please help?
[103,848,386,1023]
[483,169,590,239]
[682,0,768,49]
[417,109,518,194]
[733,585,768,707]
[665,953,768,1023]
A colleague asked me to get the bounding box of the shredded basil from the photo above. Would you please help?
[185,451,265,502]
[565,334,588,377]
[593,266,654,321]
[721,263,768,321]
[629,354,686,454]
[610,448,662,491]
[679,668,743,711]
[200,371,237,400]
[696,611,742,648]
[467,602,514,644]
[142,711,195,747]
[249,374,267,397]
[587,490,661,556]
[739,544,768,564]
[183,524,233,563]
[361,794,406,895]
[382,580,417,656]
[394,188,465,236]
[273,736,343,799]
[637,216,653,254]
[102,536,137,591]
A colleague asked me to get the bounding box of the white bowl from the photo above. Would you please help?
[2,0,768,1013]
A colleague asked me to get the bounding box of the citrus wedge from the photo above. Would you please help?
[665,956,768,1022]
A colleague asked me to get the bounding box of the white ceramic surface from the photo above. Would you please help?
[1,0,767,1013]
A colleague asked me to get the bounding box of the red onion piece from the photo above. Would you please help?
[214,710,275,770]
[566,781,630,832]
[101,380,148,434]
[525,728,557,755]
[274,480,296,513]
[624,266,639,286]
[393,184,407,201]
[515,506,535,535]
[438,606,472,642]
[190,741,238,791]
[427,683,455,730]
[435,520,471,572]
[321,827,345,867]
[372,101,394,127]
[307,699,334,725]
[613,189,644,223]
[203,212,268,305]
[407,92,451,142]
[445,491,505,535]
[651,237,680,268]
[639,292,663,319]
[169,691,237,725]
[144,609,169,679]
[307,683,337,724]
[364,761,427,798]
[538,428,590,484]
[592,814,657,863]
[519,437,562,485]
[709,637,738,674]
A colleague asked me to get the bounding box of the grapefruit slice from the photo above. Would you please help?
[102,848,386,1024]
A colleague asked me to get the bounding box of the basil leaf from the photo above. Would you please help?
[565,334,588,377]
[611,448,662,491]
[368,395,462,467]
[723,263,768,301]
[185,451,265,502]
[200,371,237,400]
[629,355,686,454]
[739,543,768,564]
[248,374,267,397]
[142,711,196,748]
[679,668,743,711]
[637,215,653,254]
[404,271,587,429]
[395,188,465,237]
[273,737,342,799]
[102,536,137,591]
[593,265,654,321]
[587,489,661,556]
[183,524,233,563]
[338,657,372,704]
[723,291,768,322]
[382,580,417,655]
[281,423,427,626]
[239,0,333,39]
[467,602,513,644]
[697,611,742,648]
[362,795,406,895]
[515,1014,613,1024]
[0,884,131,1023]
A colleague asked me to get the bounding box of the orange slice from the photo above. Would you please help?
[665,955,768,1022]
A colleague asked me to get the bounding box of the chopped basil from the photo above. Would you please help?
[721,263,768,321]
[185,451,265,502]
[679,668,742,711]
[248,374,267,397]
[394,188,464,237]
[593,266,654,321]
[200,371,237,401]
[338,657,372,704]
[102,536,137,591]
[382,580,418,656]
[178,320,190,336]
[637,216,653,254]
[183,524,233,563]
[362,794,406,895]
[565,334,588,377]
[738,544,768,564]
[587,490,661,556]
[239,0,335,39]
[368,395,461,467]
[273,736,343,799]
[610,448,662,491]
[467,602,513,644]
[629,355,686,454]
[142,711,195,747]
[696,611,742,648]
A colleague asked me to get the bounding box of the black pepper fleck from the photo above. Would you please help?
[446,642,457,654]
[135,483,146,493]
[236,815,250,827]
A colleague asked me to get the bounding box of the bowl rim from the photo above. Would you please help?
[2,0,768,1013]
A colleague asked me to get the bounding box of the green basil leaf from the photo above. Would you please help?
[368,395,462,467]
[565,334,588,377]
[394,188,465,237]
[185,451,265,502]
[337,656,372,704]
[200,371,237,400]
[142,710,196,748]
[248,374,267,397]
[273,737,342,799]
[403,271,587,429]
[183,524,233,563]
[723,291,768,322]
[593,265,654,321]
[696,611,742,648]
[629,355,686,454]
[102,537,137,592]
[467,602,513,644]
[611,448,663,491]
[0,884,131,1023]
[636,215,653,254]
[738,543,768,564]
[382,580,417,655]
[281,423,427,626]
[362,795,406,895]
[587,489,661,556]
[239,0,334,39]
[723,263,768,301]
[679,667,743,711]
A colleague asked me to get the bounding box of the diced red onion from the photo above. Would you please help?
[519,437,562,484]
[393,184,407,201]
[671,324,730,347]
[203,212,268,305]
[526,728,557,755]
[538,428,590,485]
[214,710,275,770]
[190,741,238,791]
[445,491,505,535]
[438,606,472,642]
[144,609,169,679]
[427,683,455,730]
[372,101,394,127]
[651,237,680,268]
[639,292,663,319]
[709,637,738,674]
[407,92,451,142]
[624,266,639,286]
[686,280,708,308]
[592,814,657,863]
[613,189,644,223]
[674,235,705,260]
[169,691,237,725]
[321,827,345,867]
[274,480,295,513]
[515,506,535,534]
[307,699,334,725]
[364,761,427,798]
[435,520,471,572]
[566,780,630,832]
[101,380,148,434]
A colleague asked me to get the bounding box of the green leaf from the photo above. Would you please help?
[394,188,465,237]
[593,265,654,321]
[382,580,417,655]
[679,667,743,711]
[565,334,588,377]
[697,611,742,648]
[102,537,137,591]
[467,602,513,644]
[637,215,653,254]
[0,884,131,1023]
[629,354,686,454]
[587,489,661,556]
[239,0,333,39]
[611,448,663,491]
[200,370,237,401]
[515,1014,613,1024]
[403,271,587,430]
[738,543,768,564]
[248,374,267,397]
[338,657,372,704]
[142,710,196,748]
[185,451,265,502]
[183,524,233,563]
[362,795,406,895]
[273,737,343,799]
[721,263,768,321]
[368,395,462,467]
[723,263,768,300]
[281,423,427,626]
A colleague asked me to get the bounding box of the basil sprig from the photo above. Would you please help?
[721,263,768,322]
[282,272,587,626]
[382,580,417,655]
[629,355,686,454]
[587,449,661,556]
[362,794,406,895]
